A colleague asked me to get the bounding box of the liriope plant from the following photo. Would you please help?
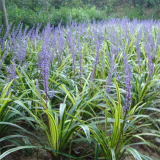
[0,80,34,157]
[9,68,91,160]
[87,79,160,160]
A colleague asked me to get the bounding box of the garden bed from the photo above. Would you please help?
[1,18,160,160]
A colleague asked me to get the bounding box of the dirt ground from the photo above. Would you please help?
[3,144,160,160]
[3,118,160,160]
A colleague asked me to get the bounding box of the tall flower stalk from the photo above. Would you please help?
[78,34,82,91]
[115,52,132,152]
[91,30,100,83]
[71,34,76,90]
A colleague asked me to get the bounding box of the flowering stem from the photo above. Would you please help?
[74,69,76,91]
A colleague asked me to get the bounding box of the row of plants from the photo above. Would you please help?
[0,18,160,159]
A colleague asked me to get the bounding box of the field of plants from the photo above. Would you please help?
[0,18,160,160]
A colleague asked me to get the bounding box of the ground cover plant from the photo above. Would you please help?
[0,18,160,160]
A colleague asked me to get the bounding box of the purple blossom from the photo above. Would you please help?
[71,34,76,72]
[115,68,121,82]
[91,35,101,82]
[58,30,64,65]
[7,63,16,83]
[66,27,72,48]
[78,34,82,85]
[41,55,50,95]
[123,53,132,114]
[106,71,112,94]
[1,23,12,50]
[37,24,55,99]
[48,89,55,99]
[136,34,141,67]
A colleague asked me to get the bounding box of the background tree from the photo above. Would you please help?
[0,0,8,29]
[132,0,136,7]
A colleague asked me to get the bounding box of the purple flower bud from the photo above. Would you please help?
[48,89,55,99]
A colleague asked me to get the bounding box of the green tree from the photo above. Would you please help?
[0,0,8,29]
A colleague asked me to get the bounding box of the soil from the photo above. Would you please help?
[3,141,160,160]
[3,149,49,160]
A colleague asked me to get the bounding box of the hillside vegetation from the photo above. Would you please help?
[1,0,160,29]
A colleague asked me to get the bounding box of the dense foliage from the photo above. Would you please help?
[5,5,106,29]
[1,0,160,30]
[0,19,160,159]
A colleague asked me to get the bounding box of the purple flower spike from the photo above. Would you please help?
[41,56,49,95]
[71,35,76,72]
[106,71,112,94]
[136,31,141,67]
[123,53,132,115]
[91,40,100,82]
[58,30,64,64]
[1,23,12,50]
[7,63,16,83]
[78,33,82,87]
